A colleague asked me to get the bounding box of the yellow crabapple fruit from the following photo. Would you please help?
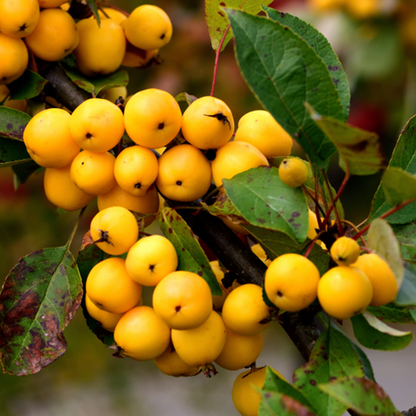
[0,0,39,38]
[73,18,126,77]
[330,236,361,266]
[308,0,345,12]
[98,86,127,103]
[114,145,159,197]
[124,88,182,149]
[264,253,320,312]
[181,96,235,149]
[95,8,127,25]
[278,157,309,188]
[114,305,171,361]
[318,266,373,320]
[154,344,200,377]
[44,164,95,211]
[70,150,116,196]
[125,235,178,286]
[153,271,213,330]
[122,44,159,68]
[234,110,293,158]
[69,98,124,152]
[123,5,172,51]
[156,144,212,202]
[351,253,398,307]
[86,257,142,314]
[24,8,79,62]
[0,33,28,84]
[211,141,269,188]
[214,326,263,371]
[90,206,139,256]
[38,0,68,7]
[23,108,80,168]
[307,208,320,240]
[210,260,229,311]
[171,310,227,367]
[222,283,272,336]
[85,294,124,332]
[251,243,271,266]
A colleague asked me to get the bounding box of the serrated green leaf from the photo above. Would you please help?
[0,138,31,166]
[0,107,31,141]
[7,69,47,100]
[381,167,416,207]
[226,9,344,168]
[264,7,350,120]
[159,207,222,296]
[223,166,309,243]
[205,0,273,52]
[367,303,416,324]
[392,222,416,264]
[86,0,100,26]
[0,246,82,375]
[351,312,413,351]
[306,103,386,176]
[319,376,401,416]
[202,191,245,224]
[395,263,416,306]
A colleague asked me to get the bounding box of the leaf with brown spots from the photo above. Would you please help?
[0,246,82,375]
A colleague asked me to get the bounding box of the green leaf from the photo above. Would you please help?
[223,166,309,243]
[319,376,401,416]
[159,207,222,296]
[205,0,274,52]
[264,7,350,120]
[7,69,47,100]
[86,0,100,26]
[0,246,82,375]
[202,191,245,223]
[395,263,416,306]
[367,303,416,324]
[226,9,345,168]
[392,222,416,263]
[0,107,31,141]
[0,137,31,166]
[306,103,386,176]
[369,115,416,224]
[351,312,413,351]
[381,167,416,206]
[12,159,42,188]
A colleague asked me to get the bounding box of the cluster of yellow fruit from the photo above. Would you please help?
[0,1,171,85]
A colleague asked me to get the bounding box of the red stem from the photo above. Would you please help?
[210,25,231,97]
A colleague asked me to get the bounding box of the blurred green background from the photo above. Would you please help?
[2,0,416,414]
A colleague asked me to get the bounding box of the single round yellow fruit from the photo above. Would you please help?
[124,88,182,149]
[153,271,213,330]
[0,33,29,84]
[307,208,320,240]
[70,150,116,196]
[154,344,200,377]
[69,98,124,152]
[38,0,68,8]
[156,144,212,202]
[211,141,269,188]
[222,283,271,336]
[318,266,373,320]
[330,236,361,266]
[278,158,309,188]
[265,253,320,312]
[122,44,159,68]
[98,86,127,103]
[114,305,171,361]
[351,253,398,307]
[0,0,39,38]
[125,235,178,286]
[24,8,79,61]
[44,164,95,211]
[171,310,227,367]
[85,294,124,332]
[23,108,80,168]
[234,110,293,158]
[181,96,235,150]
[123,4,172,50]
[90,206,139,256]
[86,257,142,314]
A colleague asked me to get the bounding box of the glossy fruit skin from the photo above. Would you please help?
[70,150,116,196]
[98,86,127,103]
[214,326,263,371]
[307,208,319,240]
[90,206,139,256]
[251,243,271,266]
[0,0,39,38]
[74,18,126,77]
[278,158,309,188]
[69,98,124,152]
[122,45,159,68]
[154,345,200,377]
[318,266,373,320]
[222,284,271,336]
[181,96,235,149]
[114,145,159,197]
[38,0,68,7]
[211,141,269,188]
[171,310,227,367]
[153,271,213,330]
[234,110,293,158]
[265,253,320,312]
[44,164,95,211]
[25,8,79,62]
[123,5,172,50]
[125,235,178,286]
[351,253,398,307]
[114,306,171,361]
[85,294,124,332]
[0,33,29,84]
[86,257,142,314]
[24,108,80,168]
[124,88,182,149]
[156,144,212,202]
[330,236,361,266]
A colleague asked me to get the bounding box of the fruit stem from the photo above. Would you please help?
[210,25,231,97]
[65,206,87,252]
[99,2,130,16]
[304,230,326,258]
[340,219,367,247]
